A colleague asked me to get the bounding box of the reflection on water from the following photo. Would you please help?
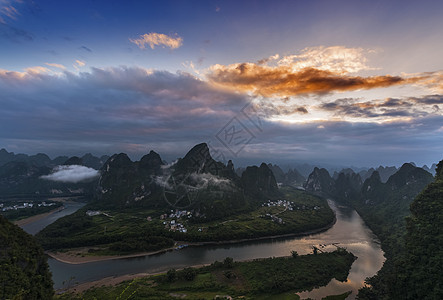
[39,200,384,299]
[297,201,385,299]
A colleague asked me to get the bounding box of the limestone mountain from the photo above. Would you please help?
[95,143,270,220]
[267,164,285,182]
[359,165,398,182]
[304,167,335,194]
[267,164,306,186]
[351,163,433,255]
[334,171,362,201]
[0,161,51,195]
[81,153,110,169]
[361,171,385,204]
[285,168,306,186]
[0,148,52,168]
[0,149,108,197]
[332,168,355,180]
[0,160,97,196]
[241,163,279,197]
[64,156,83,166]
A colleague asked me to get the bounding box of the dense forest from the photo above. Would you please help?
[0,214,53,299]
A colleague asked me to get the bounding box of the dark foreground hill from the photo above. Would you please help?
[0,215,53,299]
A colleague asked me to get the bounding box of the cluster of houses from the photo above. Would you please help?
[86,210,102,217]
[262,199,295,210]
[159,209,193,233]
[260,199,322,224]
[85,210,113,218]
[264,213,284,224]
[1,201,56,212]
[163,219,188,233]
[159,209,193,220]
[262,199,321,211]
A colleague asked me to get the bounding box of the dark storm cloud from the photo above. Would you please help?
[0,66,249,157]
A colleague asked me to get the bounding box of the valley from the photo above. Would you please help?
[37,187,334,260]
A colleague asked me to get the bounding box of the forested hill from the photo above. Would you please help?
[358,160,443,299]
[0,215,54,299]
[395,160,443,298]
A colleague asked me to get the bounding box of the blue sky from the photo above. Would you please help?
[1,0,442,167]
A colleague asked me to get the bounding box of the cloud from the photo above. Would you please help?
[75,59,85,67]
[41,165,100,183]
[73,59,86,71]
[0,1,20,22]
[1,61,441,167]
[129,32,183,50]
[0,65,249,158]
[418,71,443,92]
[189,172,232,189]
[319,95,443,120]
[45,62,66,70]
[79,45,92,52]
[0,22,33,42]
[208,64,406,97]
[207,46,437,97]
[276,46,376,73]
[25,66,50,74]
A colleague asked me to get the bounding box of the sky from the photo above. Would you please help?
[0,0,442,168]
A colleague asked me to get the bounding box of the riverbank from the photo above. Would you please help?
[62,263,211,294]
[47,216,336,265]
[14,206,65,227]
[58,249,357,299]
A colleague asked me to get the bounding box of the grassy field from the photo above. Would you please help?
[57,249,355,300]
[37,188,335,255]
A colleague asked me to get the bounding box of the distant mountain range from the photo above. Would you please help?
[0,149,108,197]
[0,147,438,201]
[0,148,109,169]
[304,162,434,205]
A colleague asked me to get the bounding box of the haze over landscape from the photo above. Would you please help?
[1,0,442,167]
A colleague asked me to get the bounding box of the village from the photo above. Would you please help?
[159,209,194,233]
[0,201,57,212]
[261,199,321,224]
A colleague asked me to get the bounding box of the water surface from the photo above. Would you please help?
[20,201,86,235]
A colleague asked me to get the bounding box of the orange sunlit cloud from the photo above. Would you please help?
[208,64,407,97]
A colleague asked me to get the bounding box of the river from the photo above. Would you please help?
[21,200,385,299]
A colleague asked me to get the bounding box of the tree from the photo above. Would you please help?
[223,257,234,268]
[166,269,177,282]
[291,250,299,258]
[182,267,197,281]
